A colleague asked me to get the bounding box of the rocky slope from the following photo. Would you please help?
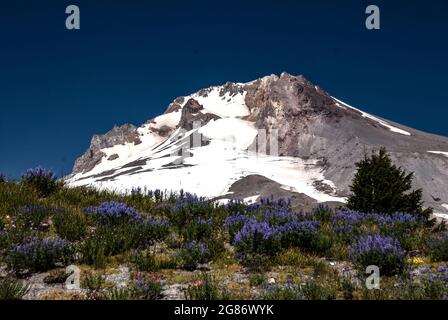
[66,72,448,217]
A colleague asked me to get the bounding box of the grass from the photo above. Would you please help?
[0,179,447,300]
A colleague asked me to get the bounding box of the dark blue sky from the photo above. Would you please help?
[1,0,447,178]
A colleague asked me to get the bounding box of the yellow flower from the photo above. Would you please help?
[407,257,424,265]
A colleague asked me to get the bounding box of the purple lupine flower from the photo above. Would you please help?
[224,213,253,229]
[84,201,142,225]
[234,220,277,245]
[178,240,211,270]
[261,208,297,225]
[349,234,406,275]
[350,234,405,259]
[276,220,319,248]
[9,236,72,271]
[22,167,56,182]
[131,187,142,196]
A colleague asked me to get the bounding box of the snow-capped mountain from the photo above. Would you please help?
[66,72,448,217]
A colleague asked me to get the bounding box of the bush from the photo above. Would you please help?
[349,234,406,276]
[21,167,59,197]
[311,204,334,222]
[8,236,74,272]
[260,282,336,300]
[128,250,159,272]
[0,277,30,300]
[233,220,281,258]
[401,265,448,299]
[224,213,253,243]
[79,236,107,268]
[278,220,319,250]
[185,273,229,300]
[81,216,169,265]
[85,201,143,226]
[346,148,432,221]
[274,248,319,268]
[81,272,105,292]
[178,241,211,270]
[100,287,135,300]
[183,217,214,242]
[0,174,6,183]
[428,233,448,262]
[15,204,50,229]
[331,210,425,251]
[168,193,216,233]
[53,210,87,241]
[100,277,163,300]
[133,275,163,300]
[259,284,302,300]
[249,273,267,286]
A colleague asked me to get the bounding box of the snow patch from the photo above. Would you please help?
[198,118,258,150]
[434,213,448,221]
[428,151,448,158]
[244,195,260,204]
[332,97,411,136]
[148,111,181,129]
[193,87,250,118]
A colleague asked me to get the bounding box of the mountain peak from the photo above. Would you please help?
[67,73,448,215]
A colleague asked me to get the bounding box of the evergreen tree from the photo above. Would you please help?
[347,147,432,221]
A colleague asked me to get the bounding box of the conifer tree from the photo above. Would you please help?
[347,147,432,221]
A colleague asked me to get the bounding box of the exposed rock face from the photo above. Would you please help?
[68,72,448,215]
[73,124,142,174]
[179,98,220,131]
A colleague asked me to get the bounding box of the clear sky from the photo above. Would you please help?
[1,0,447,178]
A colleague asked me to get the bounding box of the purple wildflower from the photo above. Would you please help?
[349,234,406,275]
[85,201,143,225]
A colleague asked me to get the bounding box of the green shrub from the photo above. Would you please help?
[428,233,448,262]
[239,253,272,272]
[178,241,211,270]
[128,250,159,272]
[347,148,432,221]
[260,282,336,300]
[185,273,229,300]
[15,204,50,229]
[249,273,267,287]
[79,237,107,268]
[53,210,87,241]
[0,277,29,300]
[274,248,319,268]
[21,167,60,197]
[349,234,406,276]
[128,250,177,272]
[81,272,105,292]
[338,278,356,300]
[259,285,302,300]
[0,182,39,217]
[182,217,214,242]
[8,236,74,272]
[100,287,135,300]
[133,277,163,300]
[300,282,337,300]
[100,278,163,300]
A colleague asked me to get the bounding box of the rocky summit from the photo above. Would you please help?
[66,72,448,218]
